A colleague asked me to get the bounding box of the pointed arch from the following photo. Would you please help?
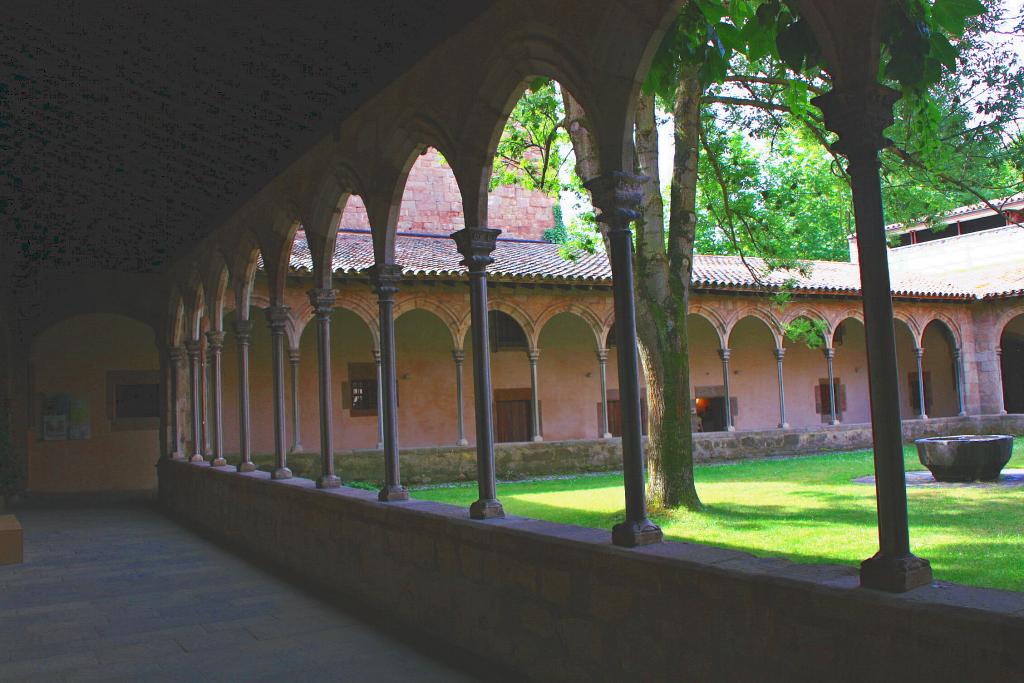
[726,308,784,349]
[393,295,461,350]
[920,314,963,350]
[782,306,835,349]
[892,311,923,349]
[535,302,604,351]
[687,305,728,348]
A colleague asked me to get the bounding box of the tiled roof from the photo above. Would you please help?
[285,230,1019,300]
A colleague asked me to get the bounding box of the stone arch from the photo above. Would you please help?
[477,299,537,350]
[200,254,230,333]
[726,308,783,349]
[225,229,262,321]
[893,311,923,349]
[183,271,206,342]
[336,299,381,352]
[995,304,1024,340]
[168,291,186,348]
[250,198,302,306]
[688,306,727,349]
[921,315,963,350]
[830,309,863,346]
[782,307,834,349]
[535,302,603,352]
[393,296,461,350]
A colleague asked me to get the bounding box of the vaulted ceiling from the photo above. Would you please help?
[1,1,492,281]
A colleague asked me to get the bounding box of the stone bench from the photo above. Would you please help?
[0,514,23,565]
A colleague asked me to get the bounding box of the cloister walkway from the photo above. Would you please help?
[0,504,488,682]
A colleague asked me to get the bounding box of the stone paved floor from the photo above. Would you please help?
[0,504,484,682]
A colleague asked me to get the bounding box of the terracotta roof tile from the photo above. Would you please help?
[283,230,1016,300]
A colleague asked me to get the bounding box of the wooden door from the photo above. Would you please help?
[495,399,530,443]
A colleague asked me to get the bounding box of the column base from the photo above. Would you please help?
[469,498,505,520]
[612,519,663,548]
[317,474,342,489]
[830,420,841,426]
[237,461,257,473]
[726,426,736,432]
[918,415,929,420]
[958,411,967,417]
[378,485,410,502]
[532,435,543,442]
[375,442,384,450]
[289,445,304,454]
[602,433,613,439]
[271,467,293,480]
[170,453,186,461]
[778,423,790,430]
[456,439,469,447]
[860,552,933,593]
[189,454,205,463]
[210,457,227,467]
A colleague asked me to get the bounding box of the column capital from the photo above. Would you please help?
[823,347,836,360]
[452,227,501,273]
[288,348,301,364]
[307,287,337,316]
[527,349,540,363]
[265,305,291,331]
[953,347,962,360]
[718,347,731,362]
[596,347,608,363]
[205,330,225,350]
[913,347,924,359]
[372,348,382,364]
[367,263,403,298]
[233,319,253,341]
[774,347,786,362]
[812,85,900,159]
[169,345,187,363]
[452,349,465,364]
[184,339,202,357]
[583,171,649,234]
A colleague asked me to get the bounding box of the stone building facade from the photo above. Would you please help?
[21,154,1024,494]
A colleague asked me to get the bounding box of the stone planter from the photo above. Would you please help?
[915,435,1013,482]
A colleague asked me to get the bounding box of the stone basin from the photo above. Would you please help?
[915,435,1013,483]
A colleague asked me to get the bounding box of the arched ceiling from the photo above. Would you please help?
[1,0,493,279]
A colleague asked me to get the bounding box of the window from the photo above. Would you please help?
[815,378,847,422]
[489,311,527,351]
[345,363,378,417]
[107,370,160,431]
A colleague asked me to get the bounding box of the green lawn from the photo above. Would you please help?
[414,439,1024,592]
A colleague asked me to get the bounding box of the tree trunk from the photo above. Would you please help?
[563,67,703,511]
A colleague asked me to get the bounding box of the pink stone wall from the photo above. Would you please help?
[339,148,554,240]
[208,272,1016,461]
[27,313,160,492]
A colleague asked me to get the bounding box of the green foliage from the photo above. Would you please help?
[784,316,829,349]
[490,80,569,196]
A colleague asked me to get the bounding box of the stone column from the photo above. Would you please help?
[815,85,931,591]
[309,288,340,488]
[370,264,409,502]
[452,350,468,446]
[719,348,735,432]
[597,348,612,439]
[914,347,928,420]
[527,349,542,442]
[996,347,1007,415]
[234,320,257,472]
[452,227,504,520]
[953,348,967,417]
[775,348,788,429]
[168,346,187,459]
[373,349,384,449]
[185,340,204,463]
[288,348,304,453]
[824,347,840,425]
[201,346,211,456]
[584,172,661,547]
[204,330,227,466]
[265,305,292,480]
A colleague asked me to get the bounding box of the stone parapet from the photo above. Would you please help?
[159,459,1024,682]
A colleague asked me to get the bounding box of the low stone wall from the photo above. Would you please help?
[159,460,1024,682]
[275,413,1024,485]
[693,413,1024,464]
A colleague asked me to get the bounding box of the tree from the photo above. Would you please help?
[497,0,1009,510]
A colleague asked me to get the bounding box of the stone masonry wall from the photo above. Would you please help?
[274,414,1024,486]
[339,148,554,240]
[159,460,1024,682]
